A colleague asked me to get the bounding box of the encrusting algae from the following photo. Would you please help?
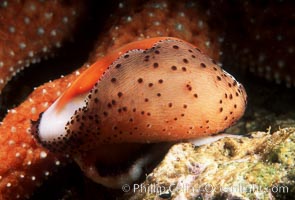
[123,128,295,200]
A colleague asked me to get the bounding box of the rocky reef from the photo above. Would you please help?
[123,128,295,200]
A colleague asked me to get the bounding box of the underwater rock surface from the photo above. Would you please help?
[123,128,295,200]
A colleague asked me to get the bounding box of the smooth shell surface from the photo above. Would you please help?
[34,38,247,154]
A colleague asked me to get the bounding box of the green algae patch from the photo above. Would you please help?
[266,132,295,167]
[245,163,283,187]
